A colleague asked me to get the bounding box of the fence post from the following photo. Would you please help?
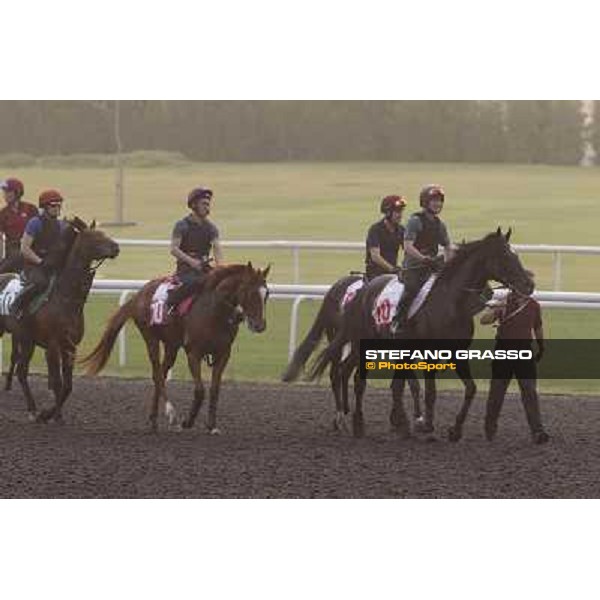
[289,296,307,361]
[553,252,562,291]
[118,290,132,367]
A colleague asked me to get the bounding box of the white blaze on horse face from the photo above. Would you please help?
[259,286,268,305]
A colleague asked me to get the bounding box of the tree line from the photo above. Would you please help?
[0,100,593,165]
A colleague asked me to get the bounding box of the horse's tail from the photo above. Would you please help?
[80,295,137,375]
[282,298,332,382]
[308,295,361,381]
[306,327,350,382]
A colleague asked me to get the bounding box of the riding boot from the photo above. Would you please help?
[166,283,192,313]
[391,299,410,334]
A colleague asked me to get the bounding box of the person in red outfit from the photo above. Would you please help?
[480,271,549,444]
[0,178,38,272]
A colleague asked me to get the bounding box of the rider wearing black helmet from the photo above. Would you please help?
[166,187,223,311]
[364,195,407,281]
[392,184,453,333]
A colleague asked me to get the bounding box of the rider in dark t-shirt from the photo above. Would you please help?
[364,195,407,281]
[166,187,223,311]
[392,184,453,334]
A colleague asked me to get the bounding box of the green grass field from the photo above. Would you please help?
[1,161,599,393]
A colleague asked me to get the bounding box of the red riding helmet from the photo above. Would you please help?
[419,184,445,208]
[187,187,213,209]
[380,195,407,215]
[38,189,64,209]
[1,178,24,198]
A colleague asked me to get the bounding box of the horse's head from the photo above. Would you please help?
[74,220,120,263]
[481,227,534,295]
[237,262,271,333]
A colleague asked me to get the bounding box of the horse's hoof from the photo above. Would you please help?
[414,420,434,434]
[27,412,37,423]
[53,415,65,425]
[485,423,497,442]
[181,419,193,429]
[209,427,221,436]
[447,426,462,442]
[532,430,550,445]
[424,433,438,443]
[352,421,365,438]
[36,410,53,424]
[391,426,411,440]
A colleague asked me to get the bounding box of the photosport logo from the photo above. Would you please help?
[359,339,600,380]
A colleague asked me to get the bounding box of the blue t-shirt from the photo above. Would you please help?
[25,216,68,237]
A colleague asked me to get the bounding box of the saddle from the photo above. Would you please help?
[372,275,437,330]
[0,274,56,317]
[150,277,196,325]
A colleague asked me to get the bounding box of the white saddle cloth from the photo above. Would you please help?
[0,277,24,316]
[340,279,365,310]
[372,274,437,329]
[150,280,178,325]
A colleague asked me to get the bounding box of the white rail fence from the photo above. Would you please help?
[115,239,600,290]
[90,280,600,366]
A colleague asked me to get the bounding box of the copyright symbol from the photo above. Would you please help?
[366,362,376,370]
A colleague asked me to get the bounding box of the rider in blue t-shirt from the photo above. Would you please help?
[11,190,67,318]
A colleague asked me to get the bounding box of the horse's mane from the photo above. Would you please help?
[436,232,501,282]
[202,264,250,291]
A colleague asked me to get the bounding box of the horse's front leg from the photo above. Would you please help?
[52,346,76,424]
[448,359,477,442]
[161,343,180,429]
[420,372,437,434]
[15,337,37,420]
[351,362,367,438]
[37,343,63,424]
[5,332,19,391]
[390,375,410,438]
[182,348,204,429]
[206,347,232,434]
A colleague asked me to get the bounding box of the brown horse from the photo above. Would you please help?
[308,229,536,441]
[0,219,120,422]
[81,262,270,433]
[282,273,422,432]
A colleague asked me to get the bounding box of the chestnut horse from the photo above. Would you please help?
[81,262,270,433]
[0,218,120,422]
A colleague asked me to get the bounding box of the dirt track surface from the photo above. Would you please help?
[1,377,600,498]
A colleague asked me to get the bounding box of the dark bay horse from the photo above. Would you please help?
[81,262,270,433]
[308,228,535,441]
[282,273,422,431]
[0,219,120,422]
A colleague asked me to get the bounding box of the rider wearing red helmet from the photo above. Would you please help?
[364,194,407,280]
[166,187,224,311]
[0,178,38,269]
[392,184,453,333]
[11,189,67,318]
